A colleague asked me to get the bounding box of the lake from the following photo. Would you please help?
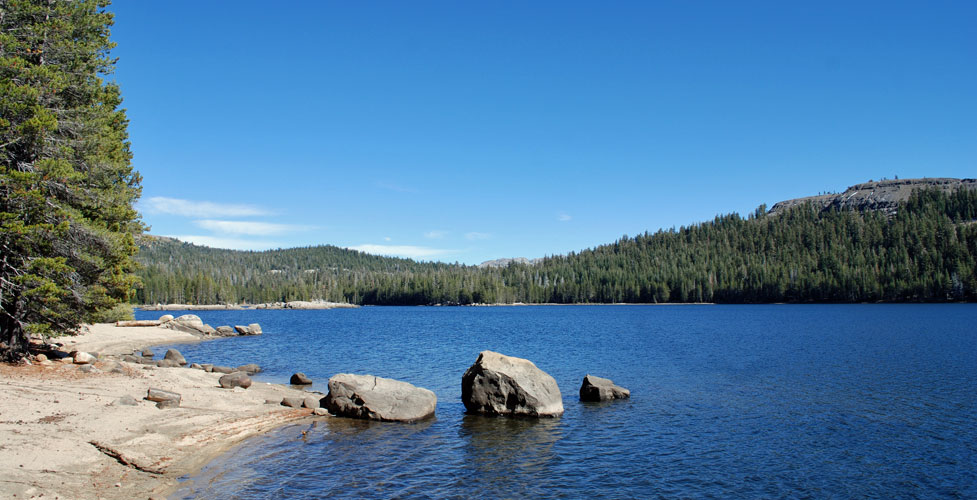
[136,304,977,499]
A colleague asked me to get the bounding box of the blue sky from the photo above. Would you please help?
[107,1,975,265]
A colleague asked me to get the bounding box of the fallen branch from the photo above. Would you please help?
[89,441,164,475]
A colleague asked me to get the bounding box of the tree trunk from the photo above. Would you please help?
[0,311,28,361]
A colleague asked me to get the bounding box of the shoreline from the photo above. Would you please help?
[0,323,322,499]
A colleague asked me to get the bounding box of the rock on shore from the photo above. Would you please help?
[322,374,436,422]
[461,350,564,417]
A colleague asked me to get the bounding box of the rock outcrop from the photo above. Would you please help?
[461,351,564,417]
[579,375,630,401]
[768,177,977,216]
[290,372,312,385]
[322,374,436,422]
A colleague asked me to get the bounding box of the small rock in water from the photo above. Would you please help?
[290,372,312,385]
[579,374,630,402]
[216,326,236,336]
[141,349,154,358]
[211,365,235,374]
[247,323,262,335]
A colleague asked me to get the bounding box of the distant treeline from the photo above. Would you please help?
[134,187,977,305]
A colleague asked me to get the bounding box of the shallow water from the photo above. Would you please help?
[139,304,977,499]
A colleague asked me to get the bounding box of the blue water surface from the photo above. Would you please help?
[137,305,977,499]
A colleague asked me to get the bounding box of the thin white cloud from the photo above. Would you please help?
[194,219,313,236]
[424,230,449,239]
[168,235,282,251]
[465,232,492,240]
[384,236,392,242]
[346,244,455,259]
[142,197,272,217]
[557,213,572,222]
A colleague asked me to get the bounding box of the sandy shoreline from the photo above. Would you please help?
[0,324,321,499]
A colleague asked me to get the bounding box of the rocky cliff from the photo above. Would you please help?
[768,178,976,216]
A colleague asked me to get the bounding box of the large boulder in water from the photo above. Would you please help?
[579,374,630,401]
[322,374,436,423]
[461,351,564,417]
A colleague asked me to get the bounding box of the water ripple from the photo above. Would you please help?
[155,304,977,499]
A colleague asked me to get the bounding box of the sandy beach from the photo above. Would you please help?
[0,323,320,499]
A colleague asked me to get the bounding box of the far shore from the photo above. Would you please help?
[136,301,715,311]
[0,323,323,500]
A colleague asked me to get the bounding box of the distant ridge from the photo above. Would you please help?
[478,257,540,268]
[769,177,976,216]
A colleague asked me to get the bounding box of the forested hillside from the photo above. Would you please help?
[135,187,977,305]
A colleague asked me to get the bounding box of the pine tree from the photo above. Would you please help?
[1,0,142,360]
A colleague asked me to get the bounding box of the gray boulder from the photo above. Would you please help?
[290,372,312,385]
[322,374,436,422]
[199,324,216,335]
[234,325,250,335]
[156,359,180,368]
[171,314,203,328]
[247,323,262,335]
[145,388,181,407]
[158,314,174,323]
[461,350,564,417]
[201,363,214,372]
[141,349,154,358]
[163,349,187,366]
[211,365,235,374]
[579,374,630,402]
[303,396,319,409]
[216,326,236,336]
[219,371,252,389]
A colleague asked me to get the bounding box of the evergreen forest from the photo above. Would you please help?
[135,187,977,306]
